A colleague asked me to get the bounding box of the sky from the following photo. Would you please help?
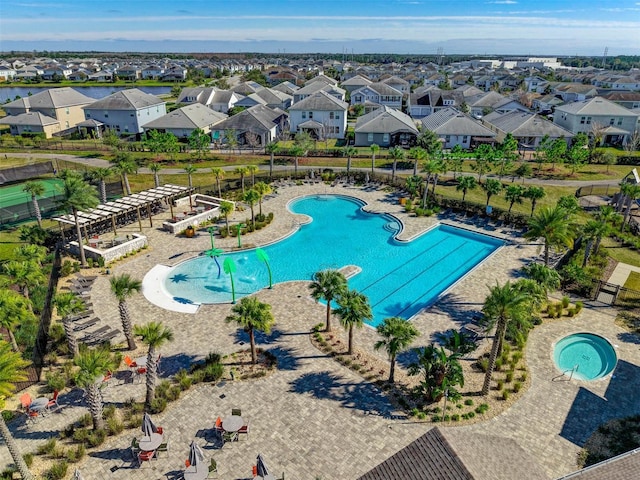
[1,0,639,55]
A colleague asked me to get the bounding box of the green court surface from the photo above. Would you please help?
[0,178,63,208]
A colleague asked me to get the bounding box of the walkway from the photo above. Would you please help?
[607,262,640,287]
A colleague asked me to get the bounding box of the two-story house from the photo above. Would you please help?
[351,83,403,112]
[83,88,166,136]
[288,91,348,139]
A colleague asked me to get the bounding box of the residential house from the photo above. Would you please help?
[88,70,113,82]
[305,74,339,87]
[141,65,165,80]
[253,88,293,110]
[553,83,599,102]
[532,94,565,114]
[354,106,418,147]
[351,83,403,111]
[83,88,166,136]
[381,75,410,95]
[0,112,61,138]
[233,93,268,110]
[271,81,299,96]
[491,97,531,115]
[340,74,372,94]
[293,81,346,104]
[421,108,497,149]
[0,66,17,82]
[115,66,141,81]
[288,91,348,139]
[553,97,639,146]
[161,67,187,81]
[177,87,242,113]
[602,92,640,110]
[2,87,95,133]
[408,87,463,118]
[483,110,574,149]
[141,103,227,139]
[231,81,265,96]
[211,105,288,146]
[466,91,508,118]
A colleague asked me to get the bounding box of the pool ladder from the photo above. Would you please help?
[553,364,579,382]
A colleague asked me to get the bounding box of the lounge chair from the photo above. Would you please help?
[80,325,110,344]
[238,418,250,439]
[72,317,99,331]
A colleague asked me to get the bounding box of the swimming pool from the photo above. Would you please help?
[162,195,504,326]
[553,333,617,381]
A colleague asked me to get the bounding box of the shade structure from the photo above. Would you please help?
[188,440,205,468]
[73,469,84,480]
[141,412,158,437]
[257,453,271,477]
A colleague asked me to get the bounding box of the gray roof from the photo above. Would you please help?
[289,90,348,111]
[295,81,345,97]
[355,106,418,134]
[84,88,164,111]
[358,427,549,480]
[484,110,575,138]
[0,111,58,126]
[304,74,339,86]
[554,97,637,116]
[556,448,640,480]
[4,87,94,109]
[213,105,286,133]
[254,88,292,105]
[421,108,497,137]
[176,87,216,104]
[340,74,372,86]
[231,81,265,95]
[354,82,403,96]
[271,81,299,95]
[468,91,507,108]
[141,103,227,130]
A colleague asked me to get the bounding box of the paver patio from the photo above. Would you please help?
[3,183,640,479]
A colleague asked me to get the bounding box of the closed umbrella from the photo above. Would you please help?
[365,172,370,183]
[309,170,315,179]
[257,453,270,477]
[188,440,205,468]
[73,469,84,480]
[141,412,158,437]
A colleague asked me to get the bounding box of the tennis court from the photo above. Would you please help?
[0,178,64,225]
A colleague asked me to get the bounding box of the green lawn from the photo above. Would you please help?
[601,237,640,268]
[624,271,640,291]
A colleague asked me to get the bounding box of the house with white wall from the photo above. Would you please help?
[288,91,348,139]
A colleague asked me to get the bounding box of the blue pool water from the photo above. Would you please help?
[163,195,504,326]
[553,333,617,381]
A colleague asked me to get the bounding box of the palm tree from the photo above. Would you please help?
[110,153,137,195]
[184,163,197,188]
[620,183,640,231]
[524,186,546,216]
[482,178,503,207]
[370,143,379,173]
[14,244,47,266]
[582,220,610,267]
[524,205,575,266]
[148,162,162,188]
[219,200,234,234]
[243,189,260,228]
[422,157,444,199]
[22,181,45,227]
[290,145,304,176]
[234,166,249,194]
[333,289,372,355]
[0,290,35,352]
[408,344,464,402]
[481,281,530,395]
[58,175,99,267]
[409,147,427,176]
[0,341,34,480]
[134,322,174,411]
[254,181,272,217]
[53,292,86,356]
[521,263,560,294]
[456,175,477,201]
[3,260,45,301]
[246,165,259,186]
[374,317,419,383]
[210,167,224,198]
[89,167,112,204]
[504,184,525,213]
[388,146,405,182]
[109,274,142,350]
[265,141,279,178]
[342,146,357,176]
[74,347,115,430]
[225,296,275,364]
[597,205,620,227]
[309,269,347,332]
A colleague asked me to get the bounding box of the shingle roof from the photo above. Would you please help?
[0,111,58,126]
[355,105,418,134]
[141,103,227,130]
[354,82,403,96]
[556,448,640,480]
[213,105,286,132]
[289,90,348,111]
[554,97,637,116]
[341,74,372,86]
[484,110,574,137]
[4,87,94,109]
[421,108,497,137]
[358,427,549,480]
[84,88,164,111]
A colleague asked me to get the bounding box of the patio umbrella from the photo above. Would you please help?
[73,469,84,480]
[365,172,370,183]
[309,170,315,179]
[141,412,158,437]
[256,453,271,477]
[188,440,205,468]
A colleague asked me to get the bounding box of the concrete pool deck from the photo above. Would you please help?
[5,183,640,479]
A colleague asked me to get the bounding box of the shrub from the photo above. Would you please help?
[150,398,167,414]
[520,372,528,382]
[202,363,224,382]
[80,413,93,427]
[65,444,85,463]
[1,411,15,423]
[23,453,33,467]
[127,414,143,429]
[416,411,427,420]
[464,399,474,406]
[87,429,107,447]
[45,461,68,480]
[205,351,222,365]
[575,301,584,313]
[501,389,510,401]
[562,296,570,308]
[505,371,514,383]
[495,358,503,371]
[191,370,206,383]
[72,428,90,444]
[103,405,116,420]
[106,417,124,436]
[451,414,460,422]
[567,307,576,317]
[38,438,58,456]
[475,403,490,414]
[513,381,523,393]
[496,380,504,391]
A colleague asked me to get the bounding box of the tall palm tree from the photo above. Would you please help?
[265,141,279,178]
[582,220,610,267]
[597,205,620,227]
[58,175,99,267]
[109,274,142,350]
[184,163,197,188]
[246,165,259,186]
[342,146,357,176]
[422,157,444,201]
[408,344,464,402]
[53,292,86,357]
[134,322,174,411]
[620,183,640,231]
[210,167,224,198]
[254,181,272,217]
[524,186,546,216]
[22,181,45,227]
[74,347,115,430]
[374,316,419,383]
[110,153,137,195]
[148,162,162,188]
[3,260,45,301]
[482,178,503,207]
[521,263,560,294]
[309,269,347,332]
[370,143,379,173]
[481,281,530,395]
[243,189,260,228]
[0,341,34,480]
[219,200,234,234]
[504,184,525,213]
[234,166,249,194]
[0,290,35,352]
[388,146,405,182]
[456,175,477,201]
[333,289,372,355]
[89,167,112,204]
[524,205,575,266]
[225,296,275,364]
[290,145,304,176]
[409,147,427,177]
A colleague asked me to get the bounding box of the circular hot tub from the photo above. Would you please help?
[553,333,617,381]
